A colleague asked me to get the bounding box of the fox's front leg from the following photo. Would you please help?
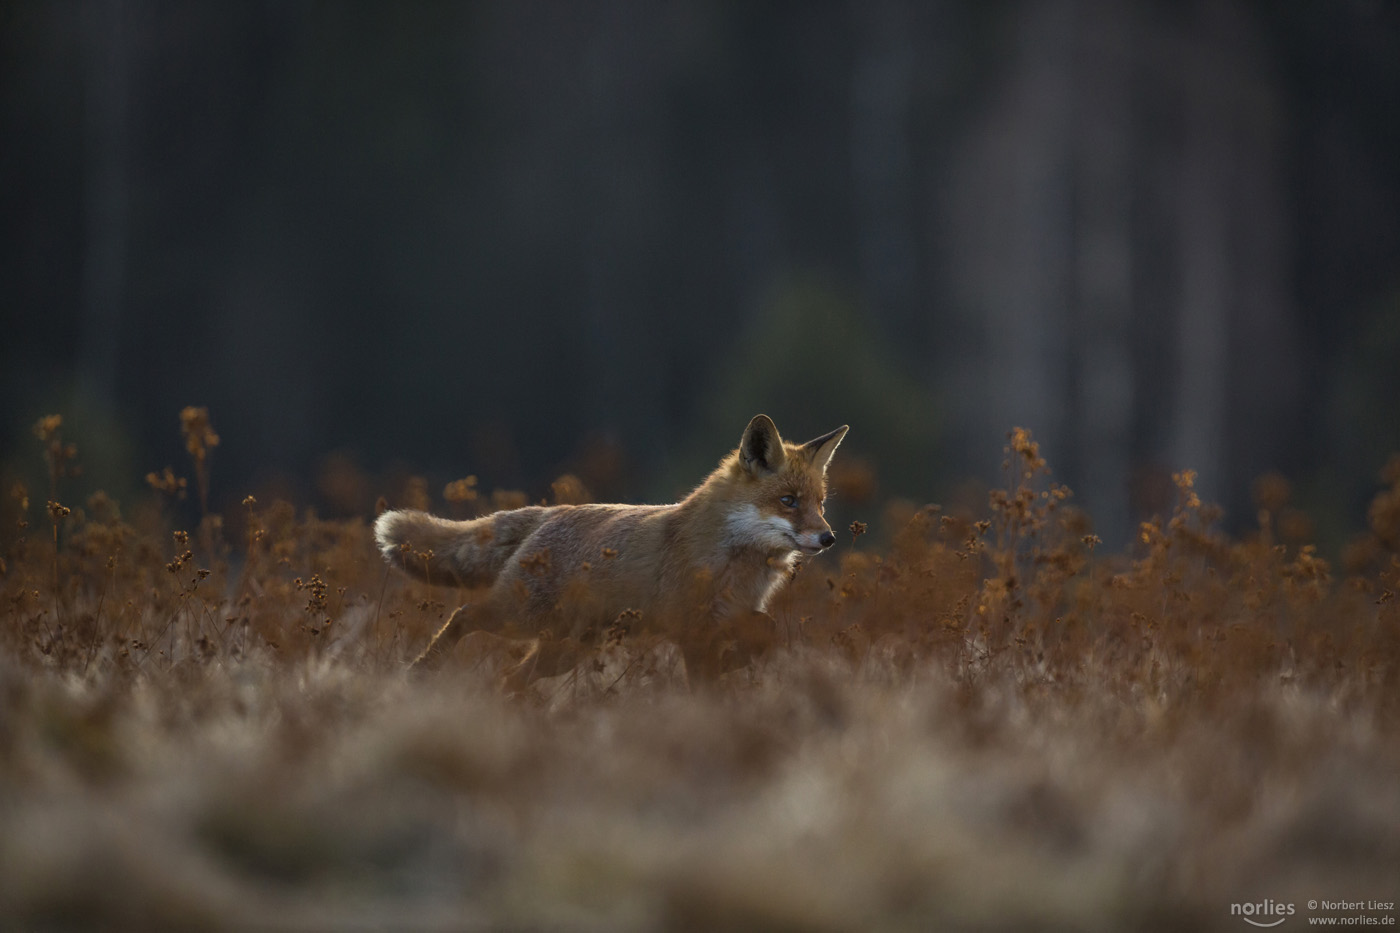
[722,608,779,670]
[680,608,777,682]
[411,601,498,672]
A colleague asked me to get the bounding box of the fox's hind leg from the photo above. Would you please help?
[411,601,498,672]
[498,633,589,695]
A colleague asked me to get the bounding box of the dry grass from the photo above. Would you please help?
[1,416,1397,931]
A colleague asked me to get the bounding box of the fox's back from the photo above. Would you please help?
[498,503,678,620]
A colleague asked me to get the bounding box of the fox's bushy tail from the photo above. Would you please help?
[374,507,549,588]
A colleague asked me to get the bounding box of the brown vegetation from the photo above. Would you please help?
[1,414,1397,930]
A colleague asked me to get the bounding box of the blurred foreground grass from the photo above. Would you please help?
[1,415,1397,930]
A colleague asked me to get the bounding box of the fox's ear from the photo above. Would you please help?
[801,425,848,472]
[739,414,786,475]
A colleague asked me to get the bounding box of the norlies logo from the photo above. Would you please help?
[1231,900,1296,927]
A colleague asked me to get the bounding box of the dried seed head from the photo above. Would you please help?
[146,468,188,499]
[1382,454,1400,488]
[550,474,590,505]
[444,476,479,503]
[1252,472,1292,513]
[180,407,220,463]
[33,414,62,442]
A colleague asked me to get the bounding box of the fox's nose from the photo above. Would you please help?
[819,531,836,549]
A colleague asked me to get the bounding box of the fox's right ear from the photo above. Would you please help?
[739,414,785,476]
[801,424,849,472]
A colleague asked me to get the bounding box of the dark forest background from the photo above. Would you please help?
[3,0,1399,547]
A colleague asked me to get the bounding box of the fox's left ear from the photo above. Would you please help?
[740,414,787,476]
[801,425,849,472]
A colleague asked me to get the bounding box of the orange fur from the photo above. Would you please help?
[375,414,848,673]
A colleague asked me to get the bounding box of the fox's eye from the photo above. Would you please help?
[780,495,797,507]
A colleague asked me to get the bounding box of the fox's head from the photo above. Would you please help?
[723,414,849,556]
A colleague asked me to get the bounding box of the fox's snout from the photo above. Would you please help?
[790,521,836,554]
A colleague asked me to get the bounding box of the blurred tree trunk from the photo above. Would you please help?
[1217,12,1298,511]
[1069,0,1135,540]
[581,1,667,457]
[850,0,918,333]
[944,0,1075,494]
[1167,2,1296,510]
[77,0,130,407]
[1169,10,1231,505]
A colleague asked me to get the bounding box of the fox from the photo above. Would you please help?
[374,414,848,678]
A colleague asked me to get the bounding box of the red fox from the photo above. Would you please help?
[375,414,848,677]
